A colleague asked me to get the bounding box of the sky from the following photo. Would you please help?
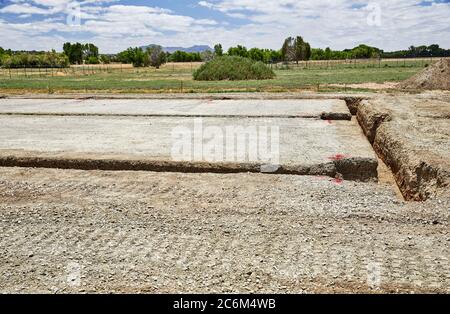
[0,0,449,53]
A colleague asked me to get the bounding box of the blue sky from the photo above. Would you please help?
[0,0,449,53]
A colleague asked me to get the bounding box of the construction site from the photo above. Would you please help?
[0,57,448,294]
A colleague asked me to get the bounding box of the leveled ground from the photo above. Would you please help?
[0,167,448,293]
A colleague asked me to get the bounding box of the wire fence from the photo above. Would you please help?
[0,57,445,79]
[271,57,442,70]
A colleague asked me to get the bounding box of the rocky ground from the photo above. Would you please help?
[0,167,448,294]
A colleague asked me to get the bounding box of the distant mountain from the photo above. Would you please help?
[140,45,213,53]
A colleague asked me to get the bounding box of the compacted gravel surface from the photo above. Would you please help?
[0,167,448,293]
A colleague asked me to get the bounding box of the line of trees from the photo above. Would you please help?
[0,48,69,68]
[225,45,282,63]
[168,51,202,62]
[382,45,450,58]
[1,40,449,69]
[311,44,382,60]
[117,45,167,68]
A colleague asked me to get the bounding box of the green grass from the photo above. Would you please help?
[0,64,422,94]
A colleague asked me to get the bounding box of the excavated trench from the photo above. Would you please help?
[345,97,449,201]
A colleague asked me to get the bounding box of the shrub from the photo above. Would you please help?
[85,56,100,64]
[193,56,275,81]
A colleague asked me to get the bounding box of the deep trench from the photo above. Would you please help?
[343,97,408,201]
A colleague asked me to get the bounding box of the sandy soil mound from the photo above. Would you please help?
[399,59,450,90]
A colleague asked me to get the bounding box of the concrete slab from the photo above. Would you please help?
[0,99,351,119]
[0,115,377,180]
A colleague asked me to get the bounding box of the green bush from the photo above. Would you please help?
[85,56,100,64]
[193,56,275,81]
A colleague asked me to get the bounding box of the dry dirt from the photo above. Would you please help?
[399,59,450,91]
[329,82,399,90]
[0,167,448,294]
[356,94,450,200]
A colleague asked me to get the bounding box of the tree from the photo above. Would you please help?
[214,44,223,57]
[147,45,166,69]
[0,47,4,66]
[294,36,305,64]
[281,37,292,61]
[281,36,311,62]
[63,42,83,64]
[201,50,214,62]
[324,47,332,60]
[168,50,202,62]
[83,43,99,59]
[248,48,264,62]
[85,56,100,64]
[304,43,311,61]
[100,55,111,64]
[2,51,68,68]
[227,45,248,58]
[63,42,99,64]
[117,47,147,67]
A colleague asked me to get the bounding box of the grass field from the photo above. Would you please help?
[0,60,426,94]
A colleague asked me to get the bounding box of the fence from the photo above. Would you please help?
[0,57,445,79]
[0,64,135,78]
[0,62,202,78]
[271,57,443,70]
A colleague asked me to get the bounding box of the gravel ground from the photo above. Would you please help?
[0,167,448,294]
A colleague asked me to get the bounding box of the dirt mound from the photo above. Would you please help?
[399,59,450,90]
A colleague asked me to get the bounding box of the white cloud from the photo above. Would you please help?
[0,3,50,15]
[0,0,449,53]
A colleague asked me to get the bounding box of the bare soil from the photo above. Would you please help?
[399,59,450,91]
[356,94,450,200]
[0,167,448,294]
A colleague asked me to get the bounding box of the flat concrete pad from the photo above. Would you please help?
[0,98,351,119]
[0,114,377,180]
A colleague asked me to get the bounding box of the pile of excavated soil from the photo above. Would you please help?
[399,59,450,90]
